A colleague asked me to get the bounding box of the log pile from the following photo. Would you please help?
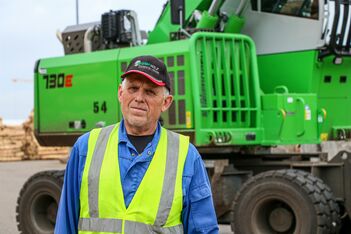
[0,119,26,161]
[0,114,70,162]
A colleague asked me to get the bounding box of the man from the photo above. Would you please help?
[55,55,219,233]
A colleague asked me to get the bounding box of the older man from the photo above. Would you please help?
[55,55,218,233]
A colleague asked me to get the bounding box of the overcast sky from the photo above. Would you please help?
[0,0,165,121]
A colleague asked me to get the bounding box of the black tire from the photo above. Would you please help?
[231,169,340,234]
[314,176,341,233]
[16,170,65,234]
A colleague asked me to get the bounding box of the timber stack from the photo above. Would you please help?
[0,114,70,162]
[0,117,26,161]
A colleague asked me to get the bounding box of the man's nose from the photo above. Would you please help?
[134,90,145,102]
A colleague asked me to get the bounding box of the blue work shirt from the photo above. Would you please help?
[55,120,219,234]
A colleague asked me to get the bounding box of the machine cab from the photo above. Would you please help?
[235,0,351,58]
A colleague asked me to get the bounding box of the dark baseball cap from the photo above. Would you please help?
[121,55,171,92]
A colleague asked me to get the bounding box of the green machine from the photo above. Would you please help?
[34,33,321,147]
[16,0,351,233]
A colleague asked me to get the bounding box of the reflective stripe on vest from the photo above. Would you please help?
[78,218,183,233]
[79,123,189,234]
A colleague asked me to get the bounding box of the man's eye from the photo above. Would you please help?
[146,90,156,96]
[129,87,138,92]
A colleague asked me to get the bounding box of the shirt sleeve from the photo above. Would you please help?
[54,134,88,234]
[182,144,219,234]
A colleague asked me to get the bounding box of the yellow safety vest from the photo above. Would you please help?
[78,123,189,233]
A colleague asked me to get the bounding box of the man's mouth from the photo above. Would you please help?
[130,106,147,113]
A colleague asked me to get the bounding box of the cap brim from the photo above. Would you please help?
[121,70,166,86]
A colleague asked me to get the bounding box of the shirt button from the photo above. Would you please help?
[147,151,152,156]
[131,153,135,156]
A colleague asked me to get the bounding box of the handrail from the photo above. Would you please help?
[319,0,351,59]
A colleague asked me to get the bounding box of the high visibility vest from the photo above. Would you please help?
[78,123,189,234]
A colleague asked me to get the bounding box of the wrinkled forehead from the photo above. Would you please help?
[123,73,160,88]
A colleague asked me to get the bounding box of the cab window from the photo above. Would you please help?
[251,0,319,19]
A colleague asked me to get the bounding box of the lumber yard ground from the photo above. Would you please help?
[0,160,232,234]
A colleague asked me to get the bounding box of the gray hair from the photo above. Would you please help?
[121,78,170,96]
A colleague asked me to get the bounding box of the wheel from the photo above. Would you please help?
[314,176,341,233]
[16,170,65,234]
[231,169,340,234]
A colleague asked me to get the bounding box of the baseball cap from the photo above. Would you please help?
[121,55,171,92]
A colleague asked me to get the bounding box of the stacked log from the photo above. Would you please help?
[0,114,70,162]
[0,120,26,161]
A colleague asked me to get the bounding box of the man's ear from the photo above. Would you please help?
[118,84,123,102]
[161,95,173,112]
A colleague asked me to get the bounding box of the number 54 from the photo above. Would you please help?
[93,101,107,113]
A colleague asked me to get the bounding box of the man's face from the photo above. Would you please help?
[118,74,173,135]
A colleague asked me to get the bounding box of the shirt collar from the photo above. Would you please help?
[118,119,161,154]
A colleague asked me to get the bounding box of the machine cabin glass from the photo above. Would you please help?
[251,0,319,19]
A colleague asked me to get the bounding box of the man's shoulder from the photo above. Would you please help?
[75,124,115,143]
[182,142,207,180]
[163,129,199,156]
[186,143,202,161]
[76,131,90,145]
[161,128,201,165]
[71,131,91,156]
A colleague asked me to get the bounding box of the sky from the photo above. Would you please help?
[0,0,166,122]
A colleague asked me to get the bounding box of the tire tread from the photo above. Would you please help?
[16,170,65,234]
[231,169,340,234]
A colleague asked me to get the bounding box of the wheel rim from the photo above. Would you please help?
[30,191,58,233]
[252,198,296,233]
